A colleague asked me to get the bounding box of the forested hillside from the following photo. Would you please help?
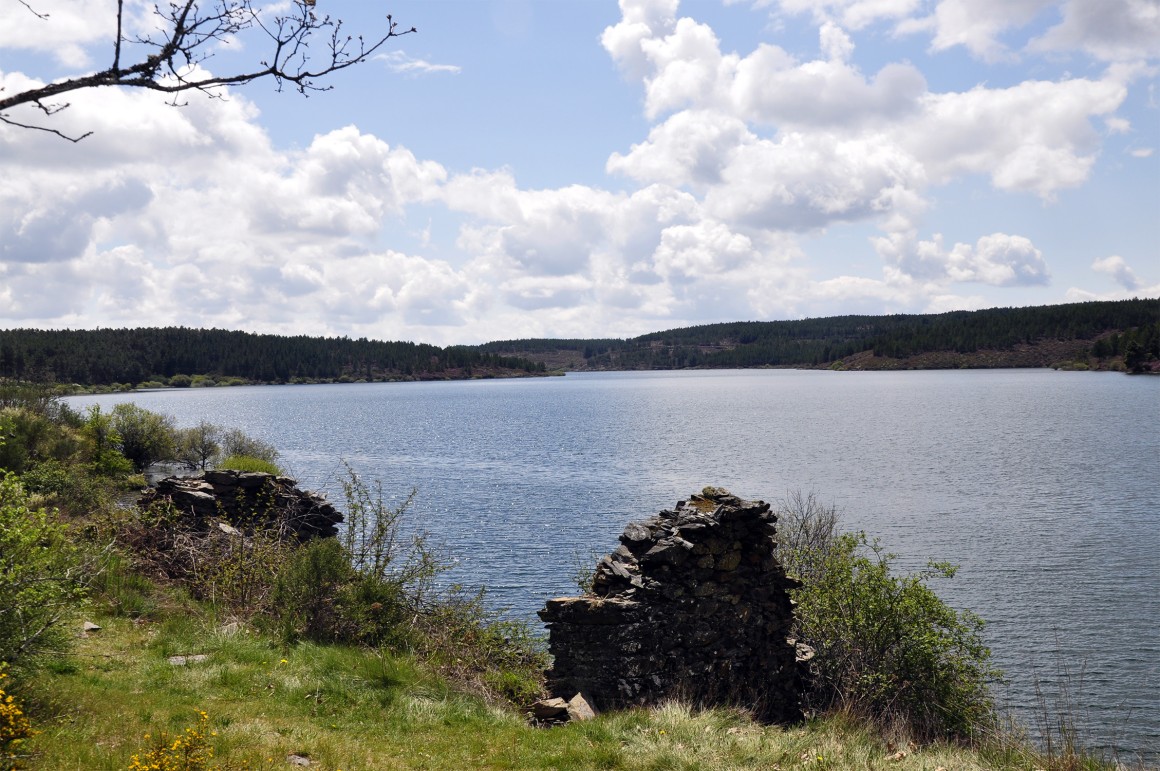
[480,299,1160,372]
[1,300,1155,388]
[0,327,546,386]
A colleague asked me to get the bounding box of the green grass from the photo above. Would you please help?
[15,603,1089,771]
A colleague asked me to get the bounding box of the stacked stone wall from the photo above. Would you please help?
[538,487,802,722]
[137,470,341,540]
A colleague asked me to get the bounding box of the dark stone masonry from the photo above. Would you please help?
[137,469,342,540]
[538,487,804,723]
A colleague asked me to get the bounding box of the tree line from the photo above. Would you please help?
[1,299,1155,386]
[481,298,1160,371]
[0,327,546,386]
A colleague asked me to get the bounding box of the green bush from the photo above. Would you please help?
[217,455,282,475]
[79,406,134,479]
[338,467,443,604]
[0,407,81,475]
[176,421,222,471]
[269,466,547,704]
[0,475,89,666]
[111,403,177,471]
[777,493,999,743]
[271,537,358,643]
[219,429,278,466]
[270,468,440,646]
[15,460,115,517]
[1,664,37,771]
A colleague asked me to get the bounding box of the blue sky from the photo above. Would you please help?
[1,0,1157,344]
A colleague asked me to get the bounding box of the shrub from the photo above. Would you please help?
[777,492,999,743]
[270,467,442,646]
[127,711,215,771]
[0,476,89,665]
[338,467,443,604]
[111,403,177,471]
[216,455,281,475]
[0,381,62,415]
[271,537,358,643]
[0,407,81,475]
[176,422,221,471]
[15,459,115,517]
[80,406,134,478]
[267,467,547,703]
[188,529,290,618]
[0,666,36,771]
[218,430,278,466]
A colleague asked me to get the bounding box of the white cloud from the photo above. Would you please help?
[705,130,927,230]
[1092,254,1142,290]
[252,126,447,236]
[875,231,1050,286]
[918,0,1055,61]
[607,110,752,187]
[0,0,119,67]
[732,48,927,128]
[899,77,1126,198]
[819,21,855,61]
[601,0,680,80]
[639,17,740,119]
[774,0,924,31]
[1031,0,1160,62]
[375,51,462,75]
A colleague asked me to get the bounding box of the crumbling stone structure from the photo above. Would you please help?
[138,470,342,540]
[538,487,803,722]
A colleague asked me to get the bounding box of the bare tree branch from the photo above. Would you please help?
[0,1,415,139]
[0,112,91,142]
[15,0,49,20]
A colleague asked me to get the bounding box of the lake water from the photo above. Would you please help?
[68,369,1160,761]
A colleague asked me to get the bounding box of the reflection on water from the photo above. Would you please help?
[69,369,1160,760]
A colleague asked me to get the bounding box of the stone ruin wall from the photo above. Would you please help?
[138,469,342,541]
[538,487,804,723]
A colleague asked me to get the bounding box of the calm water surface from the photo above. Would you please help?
[70,370,1160,760]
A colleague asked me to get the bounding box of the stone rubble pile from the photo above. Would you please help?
[537,487,803,723]
[138,469,342,540]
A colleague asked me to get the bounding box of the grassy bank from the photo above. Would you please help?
[7,559,1139,770]
[15,607,1036,771]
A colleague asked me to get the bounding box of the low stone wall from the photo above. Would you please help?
[137,470,342,540]
[538,488,803,722]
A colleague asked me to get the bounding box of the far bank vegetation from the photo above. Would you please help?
[0,300,1155,395]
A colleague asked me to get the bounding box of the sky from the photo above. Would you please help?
[0,0,1157,346]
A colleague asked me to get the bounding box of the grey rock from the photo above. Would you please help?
[566,692,597,722]
[531,697,569,720]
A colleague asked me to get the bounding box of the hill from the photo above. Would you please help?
[478,299,1160,373]
[0,327,546,387]
[1,300,1155,389]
